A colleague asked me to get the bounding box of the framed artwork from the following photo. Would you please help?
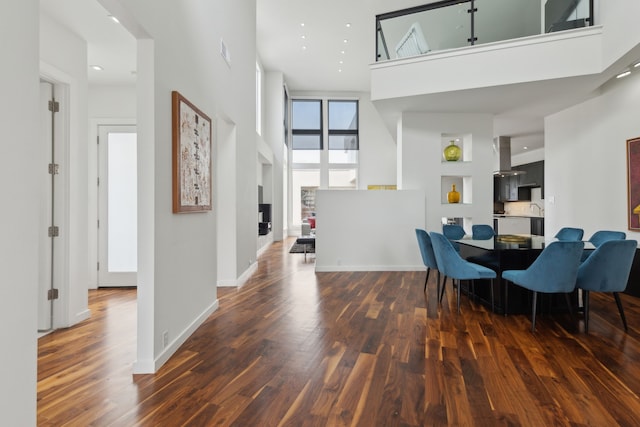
[627,137,640,230]
[172,91,212,213]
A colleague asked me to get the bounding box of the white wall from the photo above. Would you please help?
[315,190,425,271]
[40,13,90,328]
[545,68,640,241]
[264,71,286,240]
[0,1,39,424]
[88,84,137,117]
[114,0,257,371]
[400,113,494,234]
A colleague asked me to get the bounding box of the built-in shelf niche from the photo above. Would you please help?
[441,175,472,204]
[441,133,472,163]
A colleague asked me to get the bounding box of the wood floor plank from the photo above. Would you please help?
[37,239,640,426]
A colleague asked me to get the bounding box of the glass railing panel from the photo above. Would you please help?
[377,2,471,61]
[474,0,542,46]
[544,0,591,33]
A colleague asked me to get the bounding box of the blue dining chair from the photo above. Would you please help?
[472,224,496,240]
[430,232,496,313]
[502,241,584,332]
[443,224,465,252]
[415,229,442,295]
[581,230,626,261]
[554,227,584,241]
[587,230,626,247]
[576,239,637,333]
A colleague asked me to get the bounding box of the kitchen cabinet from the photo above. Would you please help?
[530,217,544,236]
[497,175,530,202]
[518,161,544,198]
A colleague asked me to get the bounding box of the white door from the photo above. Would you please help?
[98,125,138,287]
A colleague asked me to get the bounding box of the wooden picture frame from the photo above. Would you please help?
[627,137,640,230]
[172,91,212,213]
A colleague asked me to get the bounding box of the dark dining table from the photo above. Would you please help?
[455,234,593,314]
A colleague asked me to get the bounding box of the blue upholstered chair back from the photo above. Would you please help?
[430,232,488,280]
[577,240,637,292]
[504,241,584,293]
[415,229,438,270]
[472,224,495,240]
[588,230,626,247]
[554,227,584,241]
[443,224,465,240]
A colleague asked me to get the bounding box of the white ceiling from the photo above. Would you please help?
[39,0,621,156]
[40,0,136,85]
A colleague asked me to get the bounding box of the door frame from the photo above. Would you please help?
[89,118,137,289]
[39,66,71,330]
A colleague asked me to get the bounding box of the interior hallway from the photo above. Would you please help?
[38,238,640,425]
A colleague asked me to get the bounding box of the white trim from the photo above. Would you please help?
[133,298,219,374]
[217,261,258,287]
[88,118,137,290]
[315,265,423,272]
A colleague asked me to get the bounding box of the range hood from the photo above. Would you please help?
[493,136,525,177]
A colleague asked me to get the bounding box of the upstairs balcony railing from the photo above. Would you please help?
[376,0,594,62]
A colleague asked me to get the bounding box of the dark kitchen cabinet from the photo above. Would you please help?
[518,161,544,198]
[530,217,544,236]
[497,175,530,202]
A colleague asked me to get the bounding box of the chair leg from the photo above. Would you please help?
[504,280,509,316]
[436,271,441,301]
[490,279,495,313]
[564,293,576,325]
[583,290,590,333]
[457,279,462,313]
[424,268,430,292]
[613,292,629,332]
[531,291,538,332]
[439,277,447,303]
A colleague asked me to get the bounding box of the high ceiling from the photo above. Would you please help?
[38,0,619,156]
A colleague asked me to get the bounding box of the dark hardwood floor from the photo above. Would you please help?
[38,238,640,426]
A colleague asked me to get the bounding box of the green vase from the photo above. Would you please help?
[443,140,462,161]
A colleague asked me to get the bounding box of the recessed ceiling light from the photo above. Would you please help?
[108,15,120,24]
[338,69,342,73]
[523,146,528,150]
[90,65,103,71]
[339,60,343,64]
[300,23,305,27]
[340,50,345,54]
[302,46,307,51]
[634,62,640,68]
[343,39,348,43]
[345,23,351,28]
[617,70,631,79]
[301,35,306,39]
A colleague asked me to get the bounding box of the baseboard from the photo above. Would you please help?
[315,264,424,272]
[133,298,220,374]
[217,261,258,287]
[74,308,91,325]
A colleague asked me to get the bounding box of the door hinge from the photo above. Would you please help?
[48,163,59,175]
[48,100,60,113]
[47,288,59,300]
[48,226,59,237]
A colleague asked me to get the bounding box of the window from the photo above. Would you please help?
[328,100,359,164]
[292,99,322,150]
[289,98,360,228]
